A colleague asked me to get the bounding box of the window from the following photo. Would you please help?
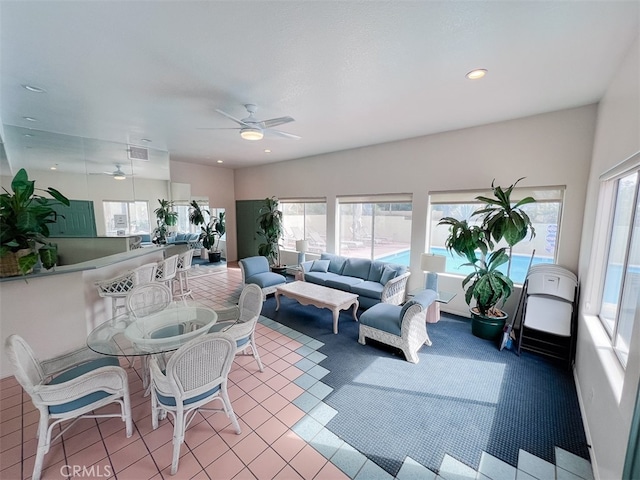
[281,199,327,253]
[429,186,564,284]
[599,168,639,368]
[337,195,412,264]
[174,200,210,234]
[103,201,149,236]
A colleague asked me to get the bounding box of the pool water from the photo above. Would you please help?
[377,247,553,284]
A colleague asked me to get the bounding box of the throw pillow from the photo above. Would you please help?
[310,259,330,273]
[380,265,397,285]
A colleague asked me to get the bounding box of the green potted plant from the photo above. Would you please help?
[257,196,286,273]
[189,200,209,258]
[199,211,225,263]
[438,178,536,340]
[0,168,70,276]
[153,199,178,244]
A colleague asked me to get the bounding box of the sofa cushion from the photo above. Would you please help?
[351,281,384,300]
[380,265,398,285]
[342,258,372,280]
[310,259,330,273]
[367,261,385,282]
[246,272,285,288]
[359,303,403,336]
[320,253,347,275]
[241,256,269,279]
[325,276,364,291]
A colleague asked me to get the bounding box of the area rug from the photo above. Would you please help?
[261,296,590,476]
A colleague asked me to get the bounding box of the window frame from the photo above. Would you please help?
[102,200,150,236]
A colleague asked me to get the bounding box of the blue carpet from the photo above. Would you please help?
[261,296,589,476]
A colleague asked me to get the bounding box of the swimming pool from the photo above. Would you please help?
[377,248,553,284]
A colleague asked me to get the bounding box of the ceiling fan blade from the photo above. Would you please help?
[261,116,294,129]
[215,109,251,127]
[268,130,301,140]
[196,127,240,130]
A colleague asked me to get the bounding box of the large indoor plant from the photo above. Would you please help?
[199,211,225,263]
[153,199,178,244]
[256,196,285,272]
[0,168,70,276]
[438,178,536,340]
[189,200,209,258]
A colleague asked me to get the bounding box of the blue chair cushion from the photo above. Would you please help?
[380,265,398,285]
[367,261,386,282]
[320,253,347,275]
[304,272,330,285]
[359,303,403,336]
[208,323,250,348]
[241,256,270,279]
[325,276,364,291]
[246,272,286,288]
[310,260,330,273]
[342,258,372,280]
[48,357,120,414]
[151,324,185,339]
[351,281,384,300]
[156,384,221,407]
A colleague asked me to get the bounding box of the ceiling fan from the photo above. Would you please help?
[208,104,300,140]
[90,164,132,180]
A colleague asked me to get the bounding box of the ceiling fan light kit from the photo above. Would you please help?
[212,104,300,141]
[240,127,264,141]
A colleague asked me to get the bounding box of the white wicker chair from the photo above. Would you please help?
[149,333,241,475]
[209,283,264,372]
[95,263,158,317]
[173,248,195,301]
[358,290,438,363]
[5,335,132,480]
[126,283,173,318]
[155,254,179,289]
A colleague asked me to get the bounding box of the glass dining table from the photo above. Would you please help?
[87,301,219,358]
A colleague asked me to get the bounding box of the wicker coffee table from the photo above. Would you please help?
[275,281,359,334]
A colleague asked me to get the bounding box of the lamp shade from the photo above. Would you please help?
[295,240,308,252]
[420,253,446,273]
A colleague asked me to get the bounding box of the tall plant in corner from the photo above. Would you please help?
[438,178,535,339]
[0,169,70,276]
[257,196,284,267]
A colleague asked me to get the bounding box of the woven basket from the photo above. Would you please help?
[0,249,34,277]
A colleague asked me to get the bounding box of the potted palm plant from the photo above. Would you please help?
[189,200,209,258]
[438,178,536,340]
[153,199,178,244]
[0,168,70,276]
[257,196,286,273]
[199,211,225,263]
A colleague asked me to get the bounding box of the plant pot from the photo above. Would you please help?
[271,265,287,275]
[208,251,222,263]
[0,249,34,277]
[470,308,508,341]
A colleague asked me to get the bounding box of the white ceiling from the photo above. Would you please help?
[1,1,638,171]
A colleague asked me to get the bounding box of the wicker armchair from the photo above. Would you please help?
[5,335,132,480]
[149,333,241,475]
[209,283,264,372]
[358,290,437,363]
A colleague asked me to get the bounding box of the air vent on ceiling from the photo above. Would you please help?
[128,145,149,161]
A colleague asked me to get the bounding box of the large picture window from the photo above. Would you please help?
[103,201,149,236]
[429,186,564,284]
[599,168,639,368]
[337,195,412,264]
[281,199,327,253]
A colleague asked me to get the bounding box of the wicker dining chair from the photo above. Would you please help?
[5,335,132,480]
[95,262,158,317]
[209,283,265,372]
[149,333,241,475]
[126,283,173,318]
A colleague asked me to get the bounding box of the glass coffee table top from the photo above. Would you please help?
[408,289,456,304]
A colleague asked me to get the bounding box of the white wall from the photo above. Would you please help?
[234,105,597,316]
[575,35,640,480]
[169,160,237,261]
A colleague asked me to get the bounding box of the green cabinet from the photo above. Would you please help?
[235,200,263,260]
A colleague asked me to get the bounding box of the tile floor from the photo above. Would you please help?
[0,262,595,480]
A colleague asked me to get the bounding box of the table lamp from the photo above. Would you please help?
[420,253,446,291]
[296,239,309,264]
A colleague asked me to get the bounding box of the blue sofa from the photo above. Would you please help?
[300,253,410,309]
[166,232,201,249]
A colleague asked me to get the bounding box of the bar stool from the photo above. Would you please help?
[173,249,195,301]
[155,254,179,290]
[95,263,158,318]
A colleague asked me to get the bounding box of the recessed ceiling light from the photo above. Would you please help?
[264,149,271,153]
[23,116,37,122]
[23,133,34,138]
[216,160,223,164]
[466,69,487,80]
[140,138,152,143]
[50,165,57,170]
[22,84,46,93]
